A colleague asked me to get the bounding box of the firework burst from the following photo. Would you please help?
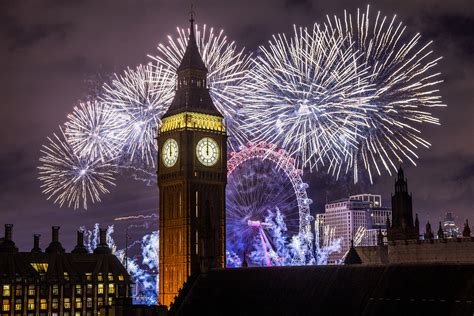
[64,100,123,161]
[38,127,117,210]
[240,24,371,172]
[149,24,252,150]
[101,64,175,168]
[325,5,445,182]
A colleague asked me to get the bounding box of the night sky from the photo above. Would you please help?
[0,0,473,251]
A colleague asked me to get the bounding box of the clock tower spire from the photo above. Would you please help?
[157,14,227,308]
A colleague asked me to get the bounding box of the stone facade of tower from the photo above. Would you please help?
[157,17,227,307]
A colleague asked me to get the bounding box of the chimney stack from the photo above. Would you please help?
[5,224,13,241]
[52,226,59,242]
[45,226,65,254]
[72,230,88,254]
[0,224,18,253]
[93,227,111,254]
[31,234,42,253]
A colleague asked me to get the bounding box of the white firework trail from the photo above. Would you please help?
[149,23,252,150]
[65,100,124,161]
[325,5,445,182]
[240,23,372,173]
[101,63,175,168]
[38,127,117,210]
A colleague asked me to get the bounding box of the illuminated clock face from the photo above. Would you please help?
[162,138,179,167]
[196,137,219,166]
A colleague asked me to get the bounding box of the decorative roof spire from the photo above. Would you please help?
[177,9,207,73]
[437,222,445,239]
[463,219,471,237]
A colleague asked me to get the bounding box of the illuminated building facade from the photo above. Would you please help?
[0,225,131,316]
[156,16,227,307]
[316,194,391,263]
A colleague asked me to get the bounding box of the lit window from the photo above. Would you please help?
[63,272,69,281]
[107,273,113,281]
[52,284,59,295]
[108,284,115,294]
[85,273,92,282]
[15,286,22,296]
[28,285,35,296]
[97,273,103,281]
[97,284,104,294]
[30,263,48,273]
[75,312,81,316]
[86,298,92,308]
[75,285,82,295]
[118,275,124,281]
[108,296,113,306]
[2,299,10,311]
[75,298,82,309]
[27,298,35,310]
[2,285,10,296]
[40,298,47,310]
[97,297,103,307]
[64,298,71,309]
[52,298,59,309]
[15,299,21,311]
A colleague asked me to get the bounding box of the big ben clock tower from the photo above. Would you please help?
[157,15,227,307]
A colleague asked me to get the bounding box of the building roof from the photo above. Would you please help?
[171,264,474,316]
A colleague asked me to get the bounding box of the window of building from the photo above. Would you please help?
[75,285,82,295]
[15,286,22,297]
[97,284,104,295]
[64,298,71,309]
[15,299,21,311]
[52,298,59,309]
[52,313,58,316]
[63,272,69,281]
[75,298,82,309]
[2,299,10,312]
[97,273,103,282]
[86,298,92,308]
[52,284,59,295]
[85,273,92,282]
[86,284,93,296]
[118,275,124,281]
[97,297,103,307]
[108,297,113,306]
[2,285,10,296]
[27,286,35,296]
[27,299,35,310]
[40,299,47,310]
[107,273,113,281]
[75,312,81,316]
[108,284,115,294]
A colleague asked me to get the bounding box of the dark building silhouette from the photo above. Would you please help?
[0,224,132,315]
[170,265,474,315]
[156,15,227,307]
[387,167,419,241]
